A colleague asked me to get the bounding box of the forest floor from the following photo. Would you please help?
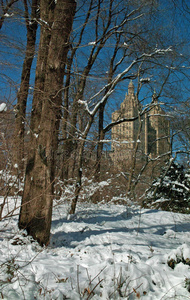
[0,192,190,299]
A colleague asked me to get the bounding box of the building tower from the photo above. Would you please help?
[146,90,170,157]
[111,81,170,166]
[111,80,140,165]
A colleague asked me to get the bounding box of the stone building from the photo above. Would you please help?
[111,81,170,166]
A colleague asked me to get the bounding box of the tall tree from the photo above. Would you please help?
[19,0,76,246]
[13,0,39,173]
[60,0,172,182]
[61,0,136,179]
[64,0,183,213]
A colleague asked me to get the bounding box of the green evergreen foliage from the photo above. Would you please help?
[144,161,190,213]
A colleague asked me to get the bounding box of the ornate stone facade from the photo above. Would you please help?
[111,81,170,166]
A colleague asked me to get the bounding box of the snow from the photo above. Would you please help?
[0,102,7,112]
[4,13,14,18]
[0,196,190,299]
[39,18,49,26]
[78,99,91,115]
[140,78,150,83]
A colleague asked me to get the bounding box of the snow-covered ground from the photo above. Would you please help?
[0,197,190,299]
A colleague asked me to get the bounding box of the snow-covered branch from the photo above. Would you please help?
[80,46,173,127]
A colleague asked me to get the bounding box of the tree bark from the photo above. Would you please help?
[12,0,38,174]
[19,0,76,246]
[95,102,106,180]
[126,115,142,198]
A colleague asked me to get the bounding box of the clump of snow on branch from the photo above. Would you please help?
[0,103,7,112]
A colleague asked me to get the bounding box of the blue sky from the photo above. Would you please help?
[0,0,190,116]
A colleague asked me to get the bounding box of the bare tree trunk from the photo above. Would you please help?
[62,0,117,179]
[13,0,38,174]
[19,0,76,246]
[22,0,55,188]
[69,115,94,215]
[94,32,125,181]
[69,140,83,215]
[30,0,55,134]
[126,115,142,198]
[95,102,105,180]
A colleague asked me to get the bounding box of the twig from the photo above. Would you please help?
[89,266,106,285]
[86,278,104,300]
[77,265,80,296]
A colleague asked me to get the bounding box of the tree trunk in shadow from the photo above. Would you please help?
[19,0,76,246]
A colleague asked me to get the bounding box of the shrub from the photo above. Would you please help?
[143,161,190,213]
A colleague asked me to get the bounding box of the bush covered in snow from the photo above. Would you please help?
[167,243,190,269]
[144,161,190,213]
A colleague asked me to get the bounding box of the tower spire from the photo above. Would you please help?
[128,80,134,95]
[152,88,158,102]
